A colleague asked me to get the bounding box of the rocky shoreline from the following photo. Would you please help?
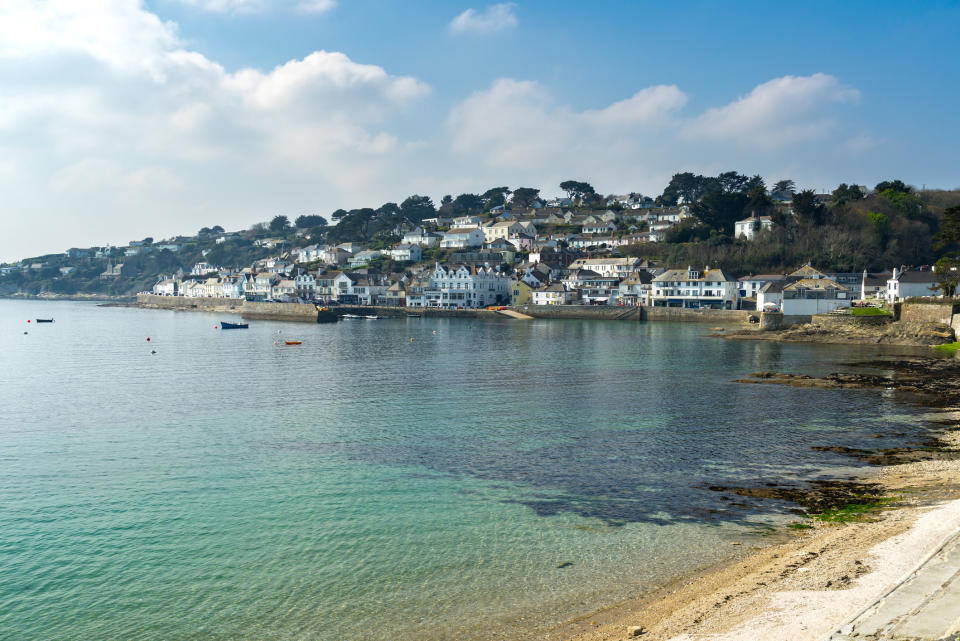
[540,353,960,641]
[718,318,955,347]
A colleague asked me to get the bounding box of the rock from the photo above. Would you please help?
[628,625,645,636]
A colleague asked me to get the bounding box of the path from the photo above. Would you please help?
[829,527,960,640]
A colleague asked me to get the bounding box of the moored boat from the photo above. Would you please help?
[220,321,248,329]
[36,318,54,323]
[284,340,302,345]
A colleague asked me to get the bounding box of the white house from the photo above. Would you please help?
[221,276,245,299]
[294,272,316,299]
[349,250,382,267]
[650,266,739,309]
[886,268,941,303]
[440,228,485,249]
[191,262,219,276]
[738,274,787,300]
[532,283,574,305]
[567,257,644,278]
[734,216,774,240]
[402,227,441,247]
[408,263,509,308]
[387,244,423,262]
[152,278,178,296]
[451,215,483,228]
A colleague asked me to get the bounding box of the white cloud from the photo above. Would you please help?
[683,73,860,148]
[443,74,868,200]
[0,0,428,260]
[449,3,517,35]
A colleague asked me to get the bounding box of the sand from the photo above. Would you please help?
[536,423,960,641]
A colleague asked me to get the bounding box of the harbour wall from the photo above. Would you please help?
[136,295,810,326]
[137,293,242,312]
[241,301,319,322]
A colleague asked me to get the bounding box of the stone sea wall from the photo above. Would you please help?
[241,301,319,322]
[137,293,242,311]
[900,303,959,326]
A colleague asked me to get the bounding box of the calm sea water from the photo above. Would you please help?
[0,300,933,640]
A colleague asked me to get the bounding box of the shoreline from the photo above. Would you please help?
[535,357,960,641]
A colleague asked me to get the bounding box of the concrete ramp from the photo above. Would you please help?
[496,309,534,320]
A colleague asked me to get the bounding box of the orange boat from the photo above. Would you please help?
[284,340,302,345]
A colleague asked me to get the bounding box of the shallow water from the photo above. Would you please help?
[0,300,930,640]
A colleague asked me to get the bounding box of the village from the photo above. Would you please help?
[143,199,943,315]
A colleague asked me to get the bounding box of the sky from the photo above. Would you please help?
[1,0,959,262]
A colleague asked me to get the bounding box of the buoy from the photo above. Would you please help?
[214,326,218,329]
[151,350,156,354]
[146,337,150,341]
[432,330,437,335]
[410,338,414,342]
[23,331,28,335]
[26,319,30,323]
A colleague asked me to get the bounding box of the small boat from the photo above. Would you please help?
[341,314,363,319]
[36,318,54,323]
[364,315,379,320]
[220,321,248,329]
[284,340,302,345]
[406,313,421,318]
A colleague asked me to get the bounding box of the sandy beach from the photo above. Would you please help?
[538,406,960,641]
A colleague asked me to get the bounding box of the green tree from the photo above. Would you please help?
[875,179,911,194]
[935,204,960,253]
[481,187,510,209]
[772,179,796,200]
[269,215,290,232]
[399,195,436,223]
[295,214,328,229]
[559,180,596,204]
[868,212,891,246]
[744,185,775,218]
[792,190,826,226]
[511,187,540,208]
[691,190,749,235]
[934,255,960,297]
[832,183,864,204]
[450,193,484,217]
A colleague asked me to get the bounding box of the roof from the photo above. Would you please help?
[653,268,735,283]
[445,228,482,235]
[895,270,938,283]
[784,278,849,292]
[788,264,829,279]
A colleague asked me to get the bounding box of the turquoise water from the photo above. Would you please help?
[0,301,930,640]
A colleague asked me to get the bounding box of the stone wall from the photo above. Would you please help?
[241,301,319,322]
[336,305,498,319]
[900,303,958,325]
[517,305,642,321]
[137,293,242,311]
[809,314,894,331]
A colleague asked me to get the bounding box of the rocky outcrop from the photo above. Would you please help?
[722,317,954,346]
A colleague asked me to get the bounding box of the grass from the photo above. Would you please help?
[806,496,896,524]
[848,307,893,316]
[933,342,960,354]
[788,523,814,530]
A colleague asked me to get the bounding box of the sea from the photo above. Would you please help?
[0,300,935,640]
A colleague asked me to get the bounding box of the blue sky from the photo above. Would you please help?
[2,0,958,261]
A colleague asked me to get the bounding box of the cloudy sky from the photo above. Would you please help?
[2,0,958,261]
